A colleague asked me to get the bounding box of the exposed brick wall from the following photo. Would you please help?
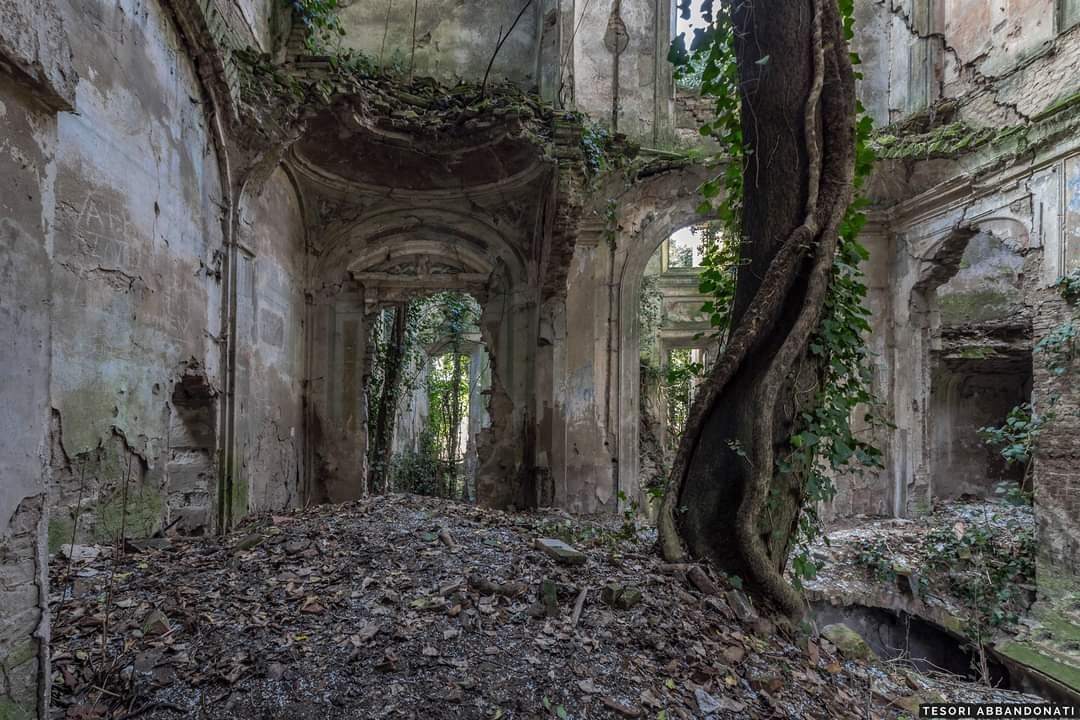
[858,2,1080,127]
[165,0,268,127]
[674,91,712,132]
[1031,285,1080,578]
[0,497,47,719]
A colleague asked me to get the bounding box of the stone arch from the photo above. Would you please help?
[312,205,530,293]
[306,202,538,507]
[607,166,718,508]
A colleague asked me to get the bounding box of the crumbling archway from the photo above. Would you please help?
[304,204,539,509]
[900,215,1035,514]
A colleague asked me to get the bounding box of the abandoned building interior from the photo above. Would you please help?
[2,0,1080,716]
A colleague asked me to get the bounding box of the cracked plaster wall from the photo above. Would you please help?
[335,0,540,87]
[46,0,229,541]
[0,0,307,710]
[0,72,60,720]
[233,167,307,521]
[0,0,73,714]
[856,0,1080,126]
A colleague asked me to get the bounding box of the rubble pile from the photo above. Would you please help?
[50,495,1039,719]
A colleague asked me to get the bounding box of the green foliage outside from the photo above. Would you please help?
[663,348,703,456]
[371,292,483,500]
[286,0,347,51]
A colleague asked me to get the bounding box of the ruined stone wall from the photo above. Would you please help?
[1032,283,1080,588]
[1031,152,1080,586]
[556,235,619,512]
[45,0,229,541]
[336,0,540,86]
[0,0,74,714]
[673,90,711,145]
[855,0,1080,127]
[0,72,62,720]
[851,136,1080,592]
[332,0,676,143]
[234,168,307,517]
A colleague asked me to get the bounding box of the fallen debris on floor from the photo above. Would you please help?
[50,495,1042,719]
[803,498,1080,703]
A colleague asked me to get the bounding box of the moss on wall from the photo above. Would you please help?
[1036,88,1080,121]
[230,462,249,526]
[0,700,34,720]
[872,122,1026,160]
[938,289,1012,325]
[92,486,163,542]
[47,516,71,553]
[1,642,35,675]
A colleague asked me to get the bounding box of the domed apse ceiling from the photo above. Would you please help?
[292,110,546,192]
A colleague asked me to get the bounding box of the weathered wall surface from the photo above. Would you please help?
[854,0,1080,127]
[333,0,676,143]
[928,363,1029,497]
[0,0,76,107]
[47,0,228,540]
[0,73,59,720]
[570,0,671,142]
[556,236,619,512]
[0,0,74,713]
[1032,153,1080,585]
[337,0,540,86]
[234,168,307,516]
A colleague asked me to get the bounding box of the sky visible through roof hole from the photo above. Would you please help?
[677,5,709,39]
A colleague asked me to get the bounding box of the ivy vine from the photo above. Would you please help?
[286,0,347,51]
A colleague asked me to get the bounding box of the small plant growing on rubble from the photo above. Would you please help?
[922,517,1036,683]
[855,539,897,583]
[1054,267,1080,305]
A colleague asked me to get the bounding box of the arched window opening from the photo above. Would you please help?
[637,221,725,504]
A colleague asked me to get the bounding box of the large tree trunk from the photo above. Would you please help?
[658,0,856,619]
[368,303,408,494]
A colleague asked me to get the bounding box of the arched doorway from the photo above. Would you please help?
[302,202,537,509]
